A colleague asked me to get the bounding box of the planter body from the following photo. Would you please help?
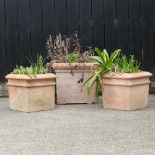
[52,63,96,104]
[102,72,152,111]
[6,74,56,112]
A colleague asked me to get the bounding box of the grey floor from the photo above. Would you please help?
[0,96,155,155]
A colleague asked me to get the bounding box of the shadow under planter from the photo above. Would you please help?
[52,63,96,104]
[102,72,152,111]
[5,73,56,112]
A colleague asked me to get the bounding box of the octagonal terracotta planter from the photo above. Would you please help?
[102,71,152,111]
[5,73,56,112]
[52,63,96,104]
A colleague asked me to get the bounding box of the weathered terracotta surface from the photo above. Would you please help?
[52,63,96,104]
[52,63,96,70]
[6,73,56,112]
[102,72,152,111]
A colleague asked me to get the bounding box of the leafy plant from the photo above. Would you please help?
[115,55,140,73]
[82,48,121,99]
[65,52,78,63]
[12,55,48,75]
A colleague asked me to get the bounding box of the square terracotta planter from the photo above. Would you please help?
[52,63,96,104]
[5,73,56,112]
[102,72,152,111]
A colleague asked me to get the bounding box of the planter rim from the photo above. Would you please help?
[52,62,96,65]
[5,73,56,80]
[103,71,152,79]
[51,62,96,70]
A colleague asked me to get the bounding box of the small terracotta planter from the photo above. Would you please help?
[52,63,96,104]
[6,73,56,112]
[102,72,152,111]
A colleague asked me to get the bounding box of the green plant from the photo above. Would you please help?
[115,55,140,73]
[12,55,48,75]
[66,52,78,63]
[82,48,121,99]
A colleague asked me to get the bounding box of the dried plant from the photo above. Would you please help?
[46,32,94,63]
[80,47,94,62]
[47,33,71,62]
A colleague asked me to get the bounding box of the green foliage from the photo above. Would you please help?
[12,55,48,75]
[115,55,140,73]
[66,52,78,63]
[83,48,141,100]
[82,48,121,100]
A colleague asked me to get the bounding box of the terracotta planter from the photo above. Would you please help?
[5,73,56,112]
[102,72,152,111]
[52,63,96,104]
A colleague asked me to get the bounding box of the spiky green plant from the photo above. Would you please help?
[115,55,140,73]
[82,48,121,99]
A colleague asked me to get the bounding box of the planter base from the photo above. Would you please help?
[55,70,96,104]
[9,86,55,112]
[102,84,149,111]
[102,72,152,111]
[6,74,56,112]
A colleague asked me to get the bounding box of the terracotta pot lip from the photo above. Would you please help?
[5,73,56,80]
[103,71,152,79]
[51,62,97,70]
[52,62,96,66]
